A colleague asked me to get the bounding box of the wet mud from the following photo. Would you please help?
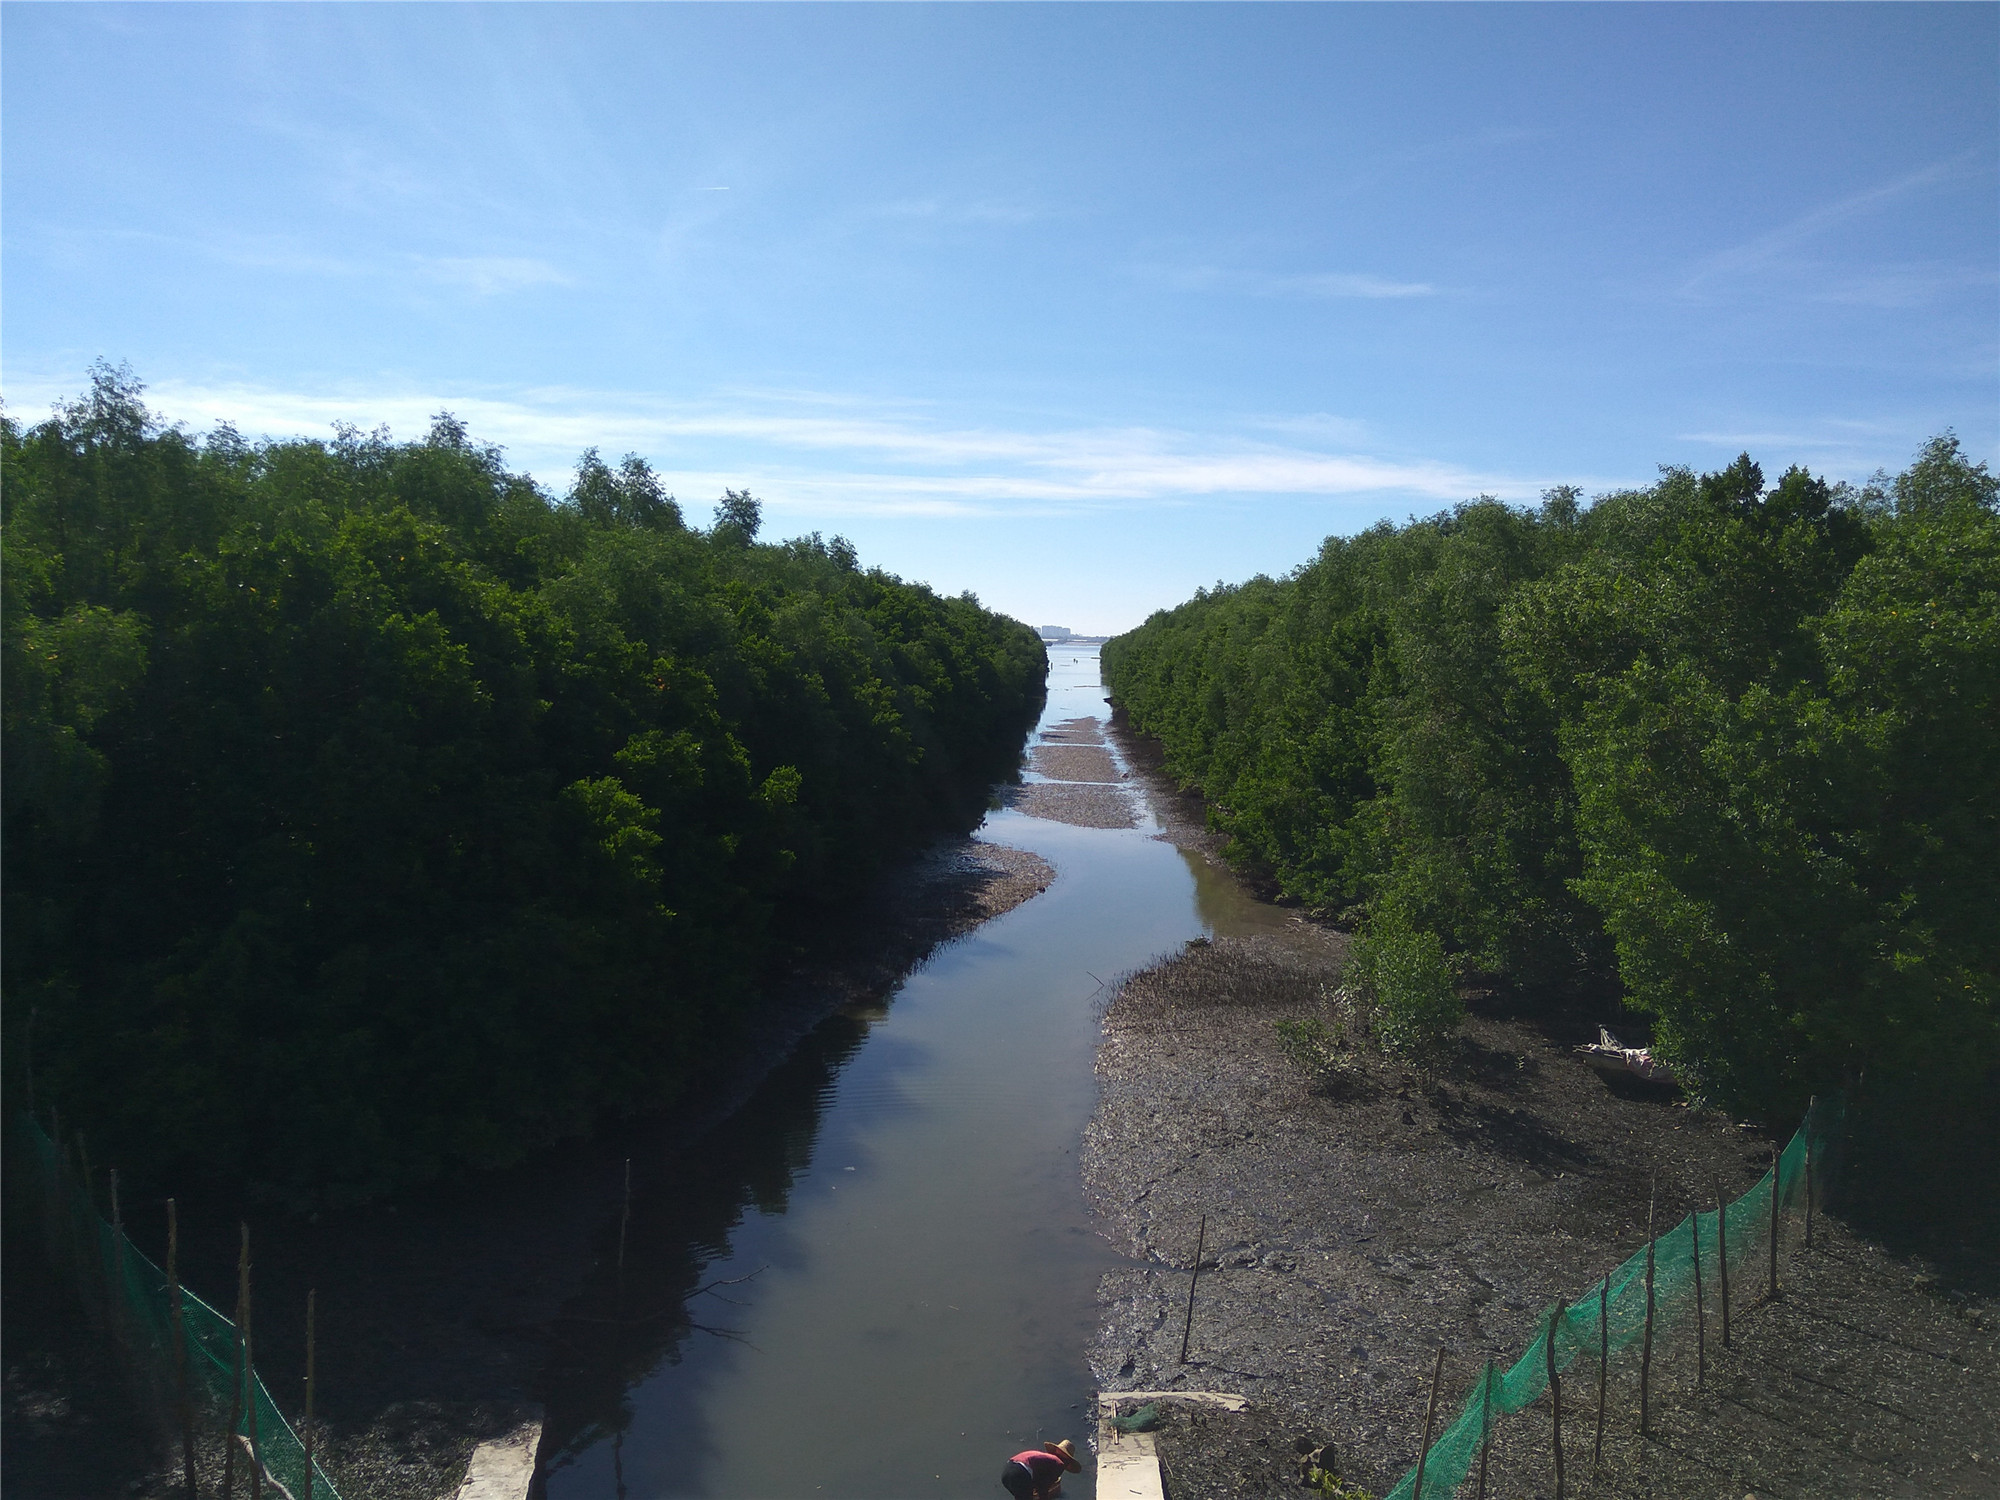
[1083,729,2000,1500]
[1001,717,1141,830]
[1031,742,1126,783]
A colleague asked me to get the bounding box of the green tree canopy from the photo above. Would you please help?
[1105,438,1997,1210]
[2,365,1046,1204]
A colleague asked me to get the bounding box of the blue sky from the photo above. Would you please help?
[5,4,1995,634]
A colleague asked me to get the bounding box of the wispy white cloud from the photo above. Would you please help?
[1273,272,1437,300]
[1245,412,1375,445]
[414,255,571,296]
[44,226,574,300]
[871,195,1047,227]
[1142,264,1437,300]
[1681,154,1991,301]
[39,375,1543,517]
[1808,265,1999,309]
[1678,415,1906,449]
[1671,417,1949,482]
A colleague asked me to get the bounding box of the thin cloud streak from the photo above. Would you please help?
[36,226,574,299]
[1681,153,1989,298]
[91,377,1544,515]
[1142,264,1438,300]
[416,255,572,296]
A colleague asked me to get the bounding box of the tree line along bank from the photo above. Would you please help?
[1103,438,1996,1218]
[3,366,1047,1205]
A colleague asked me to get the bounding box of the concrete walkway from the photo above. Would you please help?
[453,1411,543,1500]
[1096,1391,1247,1500]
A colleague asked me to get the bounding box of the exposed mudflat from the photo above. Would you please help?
[1084,723,2000,1500]
[1031,741,1126,783]
[1004,780,1140,829]
[996,716,1141,829]
[1040,715,1111,745]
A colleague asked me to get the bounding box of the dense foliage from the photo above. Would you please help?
[1105,440,1997,1195]
[3,366,1046,1203]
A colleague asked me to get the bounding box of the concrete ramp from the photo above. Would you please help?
[454,1411,543,1500]
[1096,1391,1247,1500]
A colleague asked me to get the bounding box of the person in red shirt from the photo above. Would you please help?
[1001,1440,1081,1500]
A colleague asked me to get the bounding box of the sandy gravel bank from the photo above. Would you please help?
[997,716,1140,828]
[1032,742,1126,783]
[1003,780,1139,829]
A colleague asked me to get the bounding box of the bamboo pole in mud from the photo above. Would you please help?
[109,1169,126,1353]
[1805,1097,1819,1250]
[1546,1304,1565,1500]
[224,1226,248,1498]
[618,1158,632,1274]
[53,1129,72,1279]
[305,1289,317,1500]
[1768,1146,1782,1301]
[1412,1344,1445,1500]
[241,1239,262,1500]
[1475,1362,1494,1500]
[1805,1142,1817,1252]
[1691,1212,1706,1388]
[1178,1214,1207,1365]
[169,1200,195,1498]
[1594,1274,1608,1466]
[1716,1181,1731,1348]
[77,1134,96,1320]
[1640,1179,1657,1439]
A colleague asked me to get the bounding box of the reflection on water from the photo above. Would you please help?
[1181,849,1294,939]
[541,647,1269,1499]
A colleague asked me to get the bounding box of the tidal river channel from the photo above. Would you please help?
[542,646,1282,1499]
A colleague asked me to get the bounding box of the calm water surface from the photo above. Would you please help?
[543,646,1282,1499]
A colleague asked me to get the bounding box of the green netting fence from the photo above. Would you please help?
[18,1112,340,1500]
[1385,1096,1842,1500]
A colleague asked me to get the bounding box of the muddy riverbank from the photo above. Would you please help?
[1083,722,2000,1500]
[6,835,1053,1500]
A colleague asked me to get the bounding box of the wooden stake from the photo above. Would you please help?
[245,1256,262,1500]
[1768,1145,1781,1301]
[1178,1214,1208,1365]
[224,1225,248,1498]
[618,1158,632,1274]
[1594,1273,1608,1466]
[1804,1138,1816,1252]
[1640,1178,1657,1439]
[1546,1304,1565,1500]
[1716,1181,1731,1349]
[1691,1212,1705,1389]
[1475,1362,1493,1500]
[169,1201,195,1498]
[305,1289,317,1500]
[1412,1344,1445,1500]
[109,1169,126,1349]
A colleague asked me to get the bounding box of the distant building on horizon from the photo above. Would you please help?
[1037,625,1074,642]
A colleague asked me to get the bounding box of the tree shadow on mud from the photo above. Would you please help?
[1441,1035,1546,1096]
[1425,1087,1604,1174]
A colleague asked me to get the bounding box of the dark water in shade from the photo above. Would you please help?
[541,646,1286,1500]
